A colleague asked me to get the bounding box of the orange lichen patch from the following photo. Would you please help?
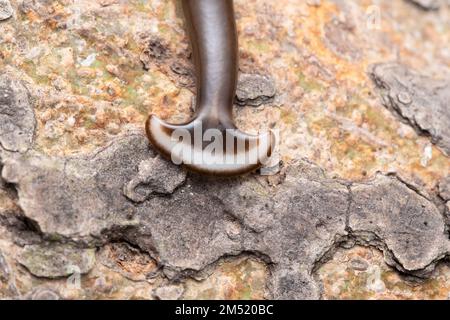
[183,258,268,300]
[319,246,450,300]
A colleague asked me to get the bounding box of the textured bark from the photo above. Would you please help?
[0,0,449,300]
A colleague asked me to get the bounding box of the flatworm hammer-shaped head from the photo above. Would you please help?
[146,115,275,176]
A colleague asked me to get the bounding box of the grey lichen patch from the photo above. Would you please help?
[124,155,186,203]
[0,75,36,153]
[0,0,13,21]
[235,74,276,107]
[17,244,95,278]
[349,174,450,276]
[126,176,247,276]
[369,63,450,156]
[1,134,153,240]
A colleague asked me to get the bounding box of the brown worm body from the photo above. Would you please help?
[145,0,275,176]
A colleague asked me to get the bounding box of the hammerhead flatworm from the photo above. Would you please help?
[145,0,275,176]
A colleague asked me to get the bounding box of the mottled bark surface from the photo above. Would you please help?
[0,0,449,299]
